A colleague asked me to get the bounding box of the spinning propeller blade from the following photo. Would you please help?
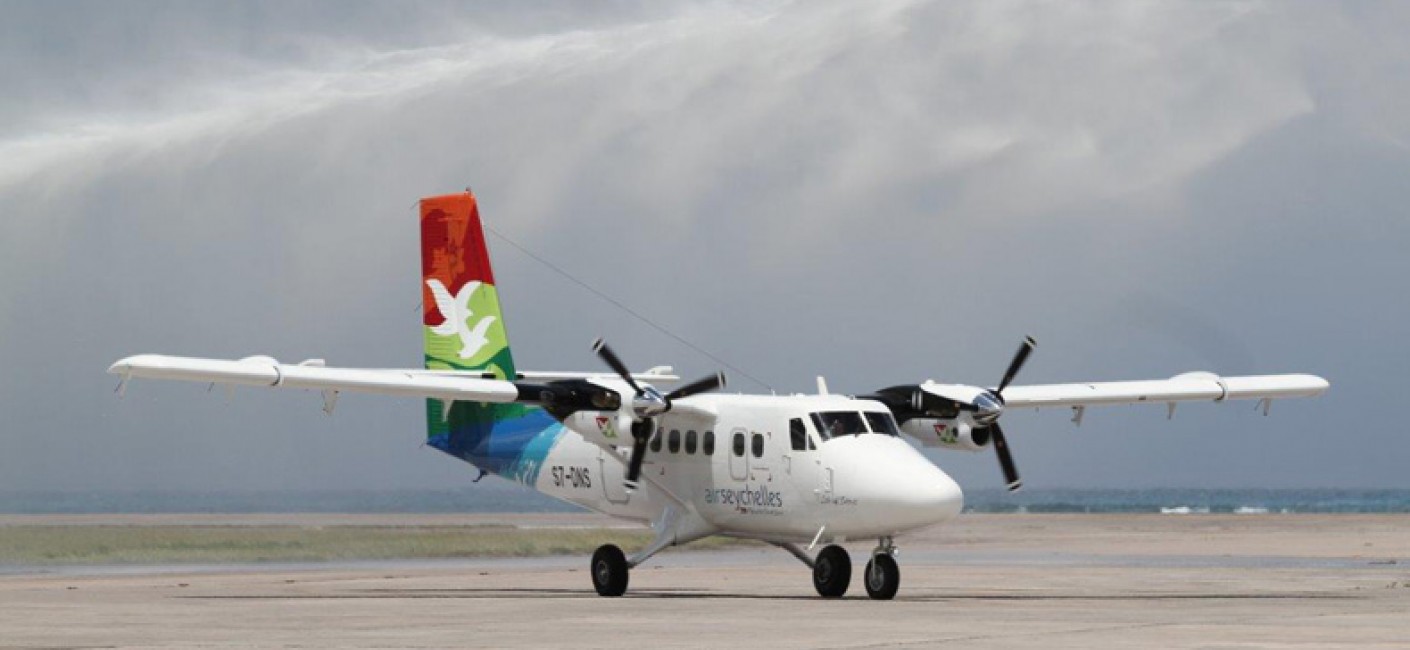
[666,372,726,401]
[987,422,1022,492]
[624,420,653,488]
[996,336,1036,397]
[592,338,641,395]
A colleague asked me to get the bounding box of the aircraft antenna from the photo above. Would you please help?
[482,221,775,393]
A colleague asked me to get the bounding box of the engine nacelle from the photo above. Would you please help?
[563,410,639,448]
[900,418,991,452]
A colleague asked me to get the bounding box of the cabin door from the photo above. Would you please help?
[598,448,631,505]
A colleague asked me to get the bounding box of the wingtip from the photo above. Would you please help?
[107,354,155,375]
[1291,374,1331,395]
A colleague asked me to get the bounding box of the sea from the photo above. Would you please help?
[1,488,1407,515]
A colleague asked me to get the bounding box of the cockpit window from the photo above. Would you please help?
[864,412,900,436]
[789,418,808,451]
[811,411,867,439]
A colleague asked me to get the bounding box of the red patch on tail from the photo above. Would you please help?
[420,192,496,327]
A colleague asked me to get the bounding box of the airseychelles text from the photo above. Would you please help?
[704,484,784,509]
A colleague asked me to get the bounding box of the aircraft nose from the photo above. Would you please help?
[821,435,965,534]
[871,442,964,528]
[922,470,964,521]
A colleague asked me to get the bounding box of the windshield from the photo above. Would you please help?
[810,410,900,440]
[864,411,900,436]
[811,411,866,439]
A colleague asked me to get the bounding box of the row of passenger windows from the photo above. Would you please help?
[649,429,716,456]
[647,430,767,459]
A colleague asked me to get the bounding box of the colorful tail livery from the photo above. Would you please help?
[420,192,561,484]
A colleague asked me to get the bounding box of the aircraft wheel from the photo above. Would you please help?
[591,544,629,597]
[812,545,851,598]
[863,553,900,600]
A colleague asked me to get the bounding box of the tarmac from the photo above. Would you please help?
[1,514,1407,648]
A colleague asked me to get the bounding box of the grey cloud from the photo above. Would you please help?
[0,1,1404,492]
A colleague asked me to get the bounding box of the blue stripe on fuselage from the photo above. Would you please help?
[427,405,563,486]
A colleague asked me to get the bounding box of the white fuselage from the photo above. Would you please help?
[531,391,964,546]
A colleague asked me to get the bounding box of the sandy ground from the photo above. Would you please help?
[1,514,1407,648]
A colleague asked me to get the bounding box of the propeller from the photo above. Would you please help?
[866,337,1035,492]
[591,338,726,490]
[977,336,1035,492]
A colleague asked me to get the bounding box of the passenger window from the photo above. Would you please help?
[864,412,900,436]
[685,430,698,455]
[703,431,715,456]
[668,429,681,453]
[789,418,808,451]
[732,432,745,456]
[650,429,662,452]
[751,433,764,458]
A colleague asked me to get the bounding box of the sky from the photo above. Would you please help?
[1,0,1407,494]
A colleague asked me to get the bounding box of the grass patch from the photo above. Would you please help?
[0,525,748,565]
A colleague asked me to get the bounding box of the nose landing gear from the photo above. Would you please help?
[863,537,900,600]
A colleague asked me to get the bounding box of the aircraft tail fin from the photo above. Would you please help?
[422,192,562,482]
[420,191,516,378]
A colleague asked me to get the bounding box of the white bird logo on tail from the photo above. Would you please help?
[426,279,497,359]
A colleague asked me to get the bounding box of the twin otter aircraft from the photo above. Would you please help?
[110,191,1329,600]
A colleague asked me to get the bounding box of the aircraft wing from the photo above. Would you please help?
[999,372,1329,411]
[108,354,525,404]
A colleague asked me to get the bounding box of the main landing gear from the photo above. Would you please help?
[591,544,630,597]
[812,545,851,598]
[590,527,675,597]
[590,506,694,597]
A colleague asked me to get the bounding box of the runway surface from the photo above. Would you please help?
[1,514,1407,648]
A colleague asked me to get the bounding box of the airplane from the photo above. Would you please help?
[108,191,1329,600]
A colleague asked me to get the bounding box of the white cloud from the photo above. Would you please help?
[1,1,1318,223]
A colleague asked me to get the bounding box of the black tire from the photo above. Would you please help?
[591,544,629,597]
[863,554,900,600]
[812,545,851,598]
